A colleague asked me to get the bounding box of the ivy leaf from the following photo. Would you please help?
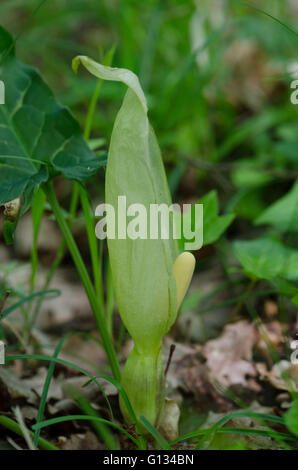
[255,180,298,233]
[0,26,99,209]
[200,190,235,245]
[176,190,234,251]
[233,237,298,281]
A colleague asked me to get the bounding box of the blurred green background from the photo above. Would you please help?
[2,0,298,223]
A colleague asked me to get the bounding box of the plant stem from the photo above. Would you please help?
[120,345,164,428]
[42,180,121,381]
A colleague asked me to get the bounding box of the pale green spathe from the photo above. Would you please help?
[73,56,180,425]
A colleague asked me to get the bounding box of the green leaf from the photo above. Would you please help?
[231,164,273,189]
[284,400,298,437]
[272,278,298,305]
[176,190,234,250]
[181,290,202,314]
[234,237,298,281]
[0,26,99,208]
[255,180,298,233]
[139,415,172,450]
[3,218,18,244]
[282,249,298,282]
[201,191,235,245]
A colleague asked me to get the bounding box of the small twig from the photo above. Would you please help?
[180,155,232,192]
[230,278,257,320]
[13,406,36,451]
[164,344,176,378]
[1,319,28,352]
[0,291,10,317]
[183,154,298,182]
[6,436,23,450]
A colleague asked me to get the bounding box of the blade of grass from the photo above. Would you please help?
[1,289,60,320]
[139,415,172,450]
[30,331,114,447]
[211,427,296,442]
[83,374,136,424]
[79,184,104,309]
[65,384,119,450]
[240,1,298,37]
[170,410,285,445]
[6,353,116,412]
[30,187,46,293]
[0,0,49,65]
[32,415,139,447]
[195,410,288,449]
[106,259,115,337]
[171,426,296,447]
[83,374,147,449]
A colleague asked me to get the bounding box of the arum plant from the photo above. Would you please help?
[73,57,196,429]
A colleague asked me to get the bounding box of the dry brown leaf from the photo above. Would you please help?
[58,431,103,450]
[256,360,298,393]
[202,320,260,391]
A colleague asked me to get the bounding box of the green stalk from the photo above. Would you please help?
[120,345,164,427]
[42,180,121,381]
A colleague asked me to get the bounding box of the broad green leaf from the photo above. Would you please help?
[0,26,99,208]
[234,238,285,280]
[284,400,298,437]
[291,295,298,307]
[176,190,234,250]
[255,180,298,233]
[200,191,235,245]
[281,249,298,282]
[233,237,298,281]
[273,278,298,305]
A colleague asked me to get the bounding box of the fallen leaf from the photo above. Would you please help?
[202,320,260,391]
